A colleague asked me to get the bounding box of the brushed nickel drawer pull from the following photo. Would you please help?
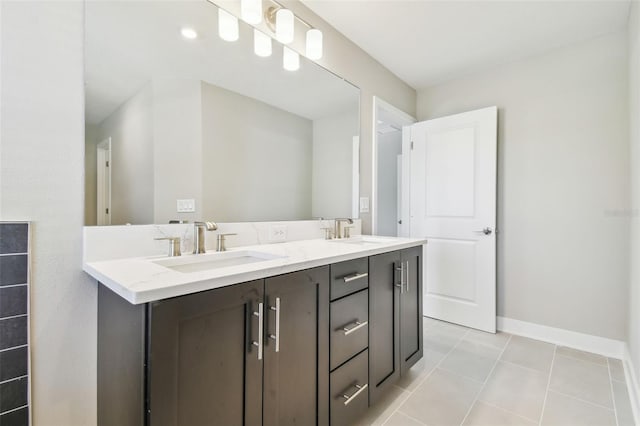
[343,272,368,283]
[342,383,368,406]
[268,297,281,353]
[341,320,368,336]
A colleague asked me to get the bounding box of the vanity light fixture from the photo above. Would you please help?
[181,27,198,40]
[283,46,300,71]
[305,28,323,60]
[254,29,272,57]
[275,8,294,44]
[218,8,239,42]
[241,0,262,25]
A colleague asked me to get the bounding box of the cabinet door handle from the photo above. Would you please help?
[252,302,264,360]
[405,260,410,293]
[395,263,404,293]
[341,320,368,336]
[342,383,368,406]
[268,297,281,353]
[343,272,368,283]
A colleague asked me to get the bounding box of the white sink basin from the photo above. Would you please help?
[152,250,285,273]
[330,236,392,245]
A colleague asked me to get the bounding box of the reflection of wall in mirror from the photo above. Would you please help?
[312,110,359,219]
[86,79,324,224]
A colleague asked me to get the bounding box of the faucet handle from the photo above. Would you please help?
[155,237,182,257]
[320,227,334,240]
[216,233,237,252]
[343,225,354,239]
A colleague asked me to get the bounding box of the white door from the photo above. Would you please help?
[409,107,497,332]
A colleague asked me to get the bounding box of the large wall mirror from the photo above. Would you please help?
[84,0,360,226]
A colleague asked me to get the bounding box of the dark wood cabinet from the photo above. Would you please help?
[147,280,264,426]
[97,247,421,426]
[368,247,423,404]
[263,267,329,426]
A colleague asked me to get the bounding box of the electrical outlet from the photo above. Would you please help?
[359,197,370,213]
[268,225,287,242]
[177,199,196,213]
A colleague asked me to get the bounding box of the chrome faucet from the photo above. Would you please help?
[334,218,354,239]
[193,221,218,254]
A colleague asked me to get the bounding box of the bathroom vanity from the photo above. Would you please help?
[88,236,425,426]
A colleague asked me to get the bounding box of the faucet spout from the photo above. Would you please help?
[334,218,354,239]
[194,221,218,254]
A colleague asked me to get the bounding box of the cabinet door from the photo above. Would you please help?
[263,267,330,426]
[368,250,402,405]
[400,246,424,375]
[148,280,263,426]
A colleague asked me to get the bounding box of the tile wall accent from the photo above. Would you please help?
[0,223,29,426]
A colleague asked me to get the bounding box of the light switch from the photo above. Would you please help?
[177,199,196,213]
[359,197,369,213]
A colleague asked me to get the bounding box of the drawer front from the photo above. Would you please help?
[330,258,369,301]
[330,349,369,426]
[330,289,369,371]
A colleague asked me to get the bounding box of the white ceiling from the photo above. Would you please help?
[302,0,632,89]
[85,1,358,124]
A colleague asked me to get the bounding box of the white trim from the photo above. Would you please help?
[371,96,416,235]
[624,344,640,426]
[497,316,625,359]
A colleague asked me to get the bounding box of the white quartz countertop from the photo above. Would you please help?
[83,236,427,304]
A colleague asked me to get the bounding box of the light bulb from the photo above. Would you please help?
[283,46,299,71]
[275,9,294,44]
[305,29,322,60]
[218,8,239,42]
[241,0,262,24]
[254,29,272,57]
[181,27,198,40]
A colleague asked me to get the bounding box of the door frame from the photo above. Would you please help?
[372,96,416,235]
[97,138,112,226]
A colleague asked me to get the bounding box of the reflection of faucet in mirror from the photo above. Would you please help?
[334,218,354,239]
[194,221,218,254]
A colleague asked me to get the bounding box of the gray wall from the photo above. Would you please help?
[417,32,629,341]
[628,1,640,384]
[312,109,359,219]
[0,2,97,424]
[97,83,154,225]
[376,131,402,236]
[85,124,98,226]
[201,82,313,222]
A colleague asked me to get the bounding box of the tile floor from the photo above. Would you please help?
[354,317,636,426]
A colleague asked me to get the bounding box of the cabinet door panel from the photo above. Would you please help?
[263,267,329,426]
[148,280,263,426]
[368,251,401,404]
[401,246,424,374]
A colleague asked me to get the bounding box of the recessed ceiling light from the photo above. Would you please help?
[181,28,198,40]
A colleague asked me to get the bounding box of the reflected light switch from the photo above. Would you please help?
[359,197,369,213]
[177,199,196,213]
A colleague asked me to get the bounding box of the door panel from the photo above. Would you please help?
[400,246,423,374]
[368,251,401,404]
[409,106,497,332]
[148,280,263,426]
[263,267,329,426]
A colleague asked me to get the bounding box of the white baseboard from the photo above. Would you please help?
[497,316,625,359]
[624,344,640,426]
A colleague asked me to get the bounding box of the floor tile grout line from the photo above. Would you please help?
[547,389,617,412]
[607,358,621,426]
[556,350,608,367]
[538,344,557,426]
[498,358,553,376]
[381,326,471,425]
[458,334,514,426]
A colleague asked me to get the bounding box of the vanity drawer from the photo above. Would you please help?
[330,349,369,426]
[330,289,369,371]
[330,258,369,301]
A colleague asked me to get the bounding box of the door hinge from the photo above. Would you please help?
[106,208,109,214]
[410,141,414,150]
[106,161,110,167]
